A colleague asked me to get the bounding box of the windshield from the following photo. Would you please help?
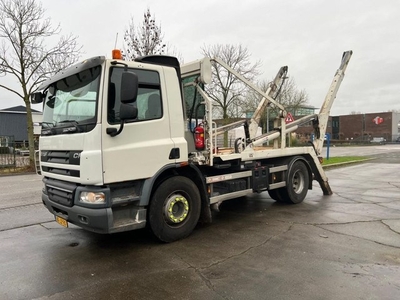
[42,65,101,134]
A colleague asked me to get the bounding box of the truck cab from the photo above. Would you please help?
[35,54,199,235]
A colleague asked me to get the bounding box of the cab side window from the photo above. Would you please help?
[108,67,162,124]
[145,94,161,119]
[135,90,162,121]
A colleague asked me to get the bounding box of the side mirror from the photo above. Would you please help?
[120,103,138,120]
[106,103,138,137]
[107,71,139,137]
[121,72,138,103]
[31,92,45,104]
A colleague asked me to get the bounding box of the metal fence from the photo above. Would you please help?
[0,135,16,168]
[0,135,30,169]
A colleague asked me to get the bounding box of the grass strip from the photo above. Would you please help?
[322,156,368,166]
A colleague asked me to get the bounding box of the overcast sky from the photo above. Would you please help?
[1,0,399,116]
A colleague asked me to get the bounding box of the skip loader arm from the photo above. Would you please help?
[313,51,353,156]
[248,66,288,139]
[210,57,288,139]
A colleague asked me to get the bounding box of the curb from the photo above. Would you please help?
[0,171,37,177]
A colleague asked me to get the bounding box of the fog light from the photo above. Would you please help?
[80,191,105,204]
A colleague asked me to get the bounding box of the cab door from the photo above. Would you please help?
[102,65,174,184]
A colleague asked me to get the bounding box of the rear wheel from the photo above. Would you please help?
[149,176,201,242]
[268,188,286,203]
[281,160,309,204]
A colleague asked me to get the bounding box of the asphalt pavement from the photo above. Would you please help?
[0,145,399,300]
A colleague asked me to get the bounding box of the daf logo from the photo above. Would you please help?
[73,153,81,159]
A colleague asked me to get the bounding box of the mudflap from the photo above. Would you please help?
[319,180,333,195]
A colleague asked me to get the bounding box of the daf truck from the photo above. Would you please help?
[32,50,352,242]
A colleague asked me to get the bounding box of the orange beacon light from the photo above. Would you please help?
[112,49,122,59]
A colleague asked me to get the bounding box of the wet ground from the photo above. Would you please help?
[0,145,399,300]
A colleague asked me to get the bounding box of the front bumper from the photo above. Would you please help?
[42,192,147,234]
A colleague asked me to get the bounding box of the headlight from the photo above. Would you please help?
[80,191,106,204]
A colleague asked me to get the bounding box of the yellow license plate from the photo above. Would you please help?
[55,216,68,228]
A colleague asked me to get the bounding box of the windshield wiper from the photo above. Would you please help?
[57,120,79,124]
[56,120,82,133]
[41,122,55,128]
[41,122,56,136]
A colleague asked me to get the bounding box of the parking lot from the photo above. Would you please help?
[0,145,399,300]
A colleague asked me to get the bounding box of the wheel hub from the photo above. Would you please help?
[292,170,305,194]
[164,194,189,224]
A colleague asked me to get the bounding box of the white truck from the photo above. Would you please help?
[32,50,352,242]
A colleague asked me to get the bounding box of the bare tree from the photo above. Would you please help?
[201,44,261,145]
[123,8,166,60]
[272,77,309,116]
[123,9,182,62]
[0,0,81,169]
[243,77,309,133]
[241,79,270,131]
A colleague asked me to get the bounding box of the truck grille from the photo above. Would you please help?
[41,150,81,178]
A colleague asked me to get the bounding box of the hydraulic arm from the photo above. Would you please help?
[312,50,353,155]
[210,58,288,139]
[246,51,353,150]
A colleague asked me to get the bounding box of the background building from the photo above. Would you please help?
[295,111,400,142]
[0,106,42,147]
[333,112,400,142]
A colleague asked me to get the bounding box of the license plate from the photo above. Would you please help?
[55,216,68,228]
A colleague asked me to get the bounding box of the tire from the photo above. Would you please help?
[281,160,309,204]
[234,137,245,153]
[268,188,286,203]
[149,176,201,242]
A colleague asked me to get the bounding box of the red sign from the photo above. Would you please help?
[285,113,295,124]
[372,116,383,125]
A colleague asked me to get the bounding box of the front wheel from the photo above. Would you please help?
[149,176,201,242]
